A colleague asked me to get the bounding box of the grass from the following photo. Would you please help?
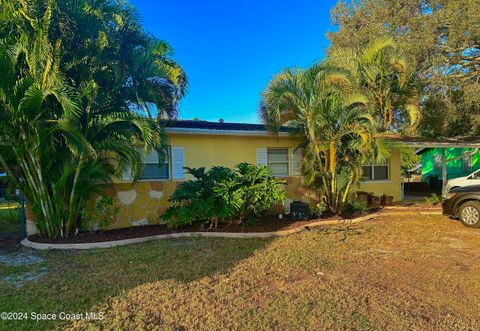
[1,210,480,330]
[0,201,19,234]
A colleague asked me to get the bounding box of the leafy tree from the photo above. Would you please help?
[260,63,375,213]
[328,0,480,137]
[0,0,186,237]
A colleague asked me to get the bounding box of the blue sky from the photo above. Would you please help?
[130,0,338,123]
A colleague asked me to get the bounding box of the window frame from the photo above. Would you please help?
[362,158,390,182]
[139,146,171,181]
[267,148,290,177]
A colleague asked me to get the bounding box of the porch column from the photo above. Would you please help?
[441,148,447,191]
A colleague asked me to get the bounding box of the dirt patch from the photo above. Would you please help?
[0,250,44,266]
[3,267,48,288]
[29,214,344,244]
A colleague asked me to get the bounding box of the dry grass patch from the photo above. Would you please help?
[2,210,480,330]
[71,212,480,330]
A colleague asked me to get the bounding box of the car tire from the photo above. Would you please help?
[458,201,480,228]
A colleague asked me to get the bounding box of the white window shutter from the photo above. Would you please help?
[122,165,133,181]
[292,148,302,176]
[257,148,267,167]
[171,147,185,180]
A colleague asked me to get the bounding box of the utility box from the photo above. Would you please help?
[290,201,310,220]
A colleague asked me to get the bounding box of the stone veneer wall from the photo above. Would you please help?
[25,177,312,234]
[105,177,311,230]
[103,181,179,229]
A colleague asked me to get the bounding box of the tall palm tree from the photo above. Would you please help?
[0,0,183,237]
[330,36,420,132]
[260,64,374,213]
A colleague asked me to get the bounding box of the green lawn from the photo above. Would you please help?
[1,211,480,330]
[0,201,19,234]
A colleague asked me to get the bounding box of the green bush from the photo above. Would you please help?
[425,194,442,206]
[161,163,286,228]
[342,199,369,218]
[80,195,120,232]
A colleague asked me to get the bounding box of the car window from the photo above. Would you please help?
[469,171,480,179]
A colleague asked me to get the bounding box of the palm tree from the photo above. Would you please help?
[260,64,373,213]
[0,0,184,237]
[329,36,420,132]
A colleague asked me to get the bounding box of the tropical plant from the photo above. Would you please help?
[80,194,120,232]
[342,198,369,218]
[425,193,442,206]
[260,63,374,214]
[0,0,186,237]
[162,163,285,228]
[328,0,480,138]
[329,36,420,132]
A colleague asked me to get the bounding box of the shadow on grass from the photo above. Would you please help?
[0,236,272,331]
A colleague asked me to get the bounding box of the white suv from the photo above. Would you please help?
[443,169,480,196]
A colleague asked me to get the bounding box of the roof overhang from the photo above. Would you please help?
[164,127,291,137]
[403,141,480,148]
[384,135,480,148]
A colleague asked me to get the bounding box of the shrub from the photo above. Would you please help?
[161,163,285,228]
[311,201,328,218]
[80,195,120,233]
[425,194,442,206]
[342,199,369,218]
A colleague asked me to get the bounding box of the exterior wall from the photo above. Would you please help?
[25,133,404,234]
[357,150,402,202]
[421,148,480,181]
[105,136,403,230]
[107,134,308,229]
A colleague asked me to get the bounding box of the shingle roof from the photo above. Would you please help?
[161,120,291,133]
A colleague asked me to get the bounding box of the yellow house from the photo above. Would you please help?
[104,120,402,230]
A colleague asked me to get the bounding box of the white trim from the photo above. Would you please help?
[171,147,185,180]
[361,180,392,184]
[164,127,290,137]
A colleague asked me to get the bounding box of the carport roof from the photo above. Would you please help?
[383,135,480,148]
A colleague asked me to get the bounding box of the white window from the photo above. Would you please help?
[140,147,170,180]
[362,159,389,181]
[463,155,473,172]
[267,148,289,177]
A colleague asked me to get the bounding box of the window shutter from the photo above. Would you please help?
[257,148,267,167]
[171,147,185,180]
[122,166,133,181]
[292,148,302,176]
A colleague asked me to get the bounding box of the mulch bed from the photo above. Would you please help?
[29,214,344,244]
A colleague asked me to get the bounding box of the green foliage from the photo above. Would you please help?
[260,62,374,214]
[328,0,480,137]
[80,195,120,232]
[342,199,369,218]
[261,38,417,214]
[162,163,285,228]
[0,0,186,237]
[311,201,327,218]
[425,194,442,206]
[401,148,421,174]
[329,36,419,132]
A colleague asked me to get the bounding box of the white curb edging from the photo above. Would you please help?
[21,213,378,250]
